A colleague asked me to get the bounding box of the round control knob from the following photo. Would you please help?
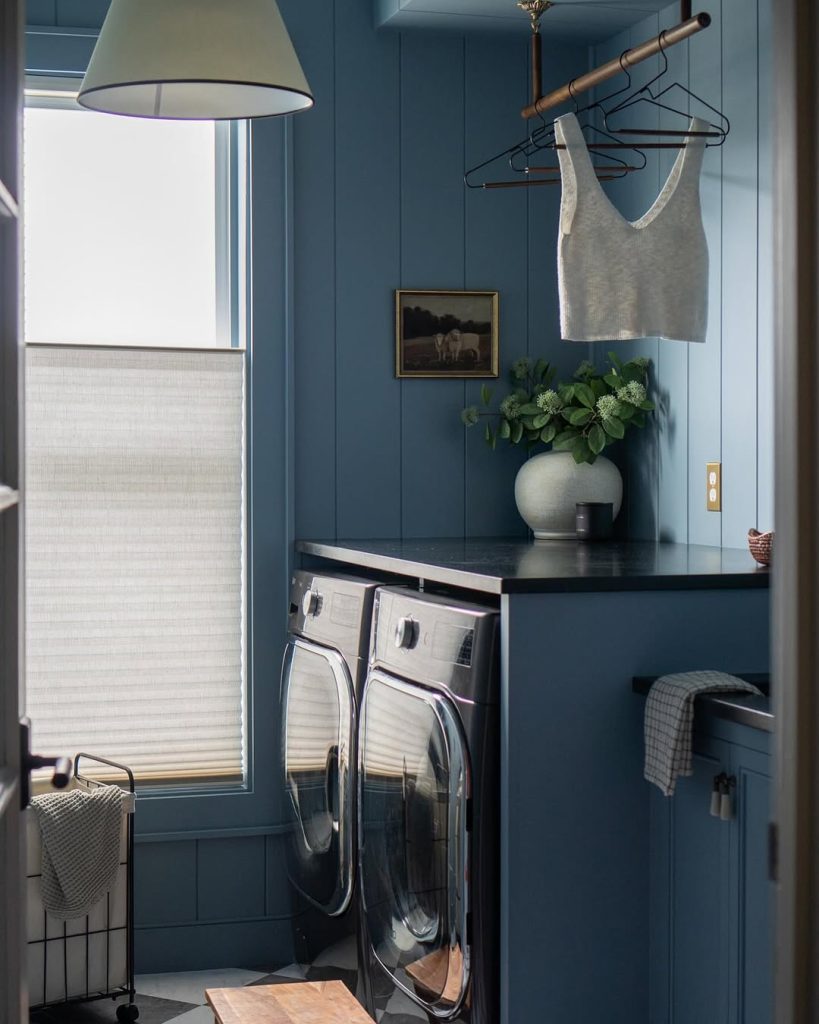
[394,617,416,650]
[302,590,320,617]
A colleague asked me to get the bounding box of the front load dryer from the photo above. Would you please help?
[280,570,380,1008]
[358,587,499,1024]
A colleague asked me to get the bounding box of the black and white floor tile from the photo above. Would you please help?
[29,964,316,1024]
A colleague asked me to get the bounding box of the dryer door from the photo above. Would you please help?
[282,637,355,916]
[359,670,471,1018]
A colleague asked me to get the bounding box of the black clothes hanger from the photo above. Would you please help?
[464,70,648,190]
[464,118,647,190]
[602,33,730,147]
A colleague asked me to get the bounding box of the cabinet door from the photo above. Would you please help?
[650,738,732,1024]
[728,745,773,1024]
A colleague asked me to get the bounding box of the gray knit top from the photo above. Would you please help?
[555,111,709,343]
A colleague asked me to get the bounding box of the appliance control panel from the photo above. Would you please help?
[289,570,380,661]
[372,587,498,704]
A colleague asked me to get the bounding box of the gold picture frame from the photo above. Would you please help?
[395,289,499,379]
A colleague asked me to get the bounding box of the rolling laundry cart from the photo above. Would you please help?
[27,753,138,1022]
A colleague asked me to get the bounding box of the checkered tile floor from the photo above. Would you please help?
[28,964,331,1024]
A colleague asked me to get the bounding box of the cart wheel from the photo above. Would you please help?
[116,1003,139,1022]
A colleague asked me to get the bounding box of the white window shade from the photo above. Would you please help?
[25,346,246,785]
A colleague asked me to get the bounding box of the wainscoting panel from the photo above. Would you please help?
[265,834,292,919]
[135,921,293,975]
[133,841,198,929]
[134,833,292,972]
[197,836,267,923]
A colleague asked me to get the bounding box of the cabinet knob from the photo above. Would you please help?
[302,590,320,617]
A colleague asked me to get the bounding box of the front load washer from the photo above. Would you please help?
[280,570,381,1008]
[358,587,499,1024]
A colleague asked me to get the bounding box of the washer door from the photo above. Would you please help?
[281,637,355,916]
[359,670,471,1018]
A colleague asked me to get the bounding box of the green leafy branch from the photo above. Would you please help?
[461,353,655,465]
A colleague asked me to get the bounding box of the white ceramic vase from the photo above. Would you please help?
[514,451,623,539]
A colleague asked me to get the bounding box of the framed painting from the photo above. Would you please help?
[395,289,499,378]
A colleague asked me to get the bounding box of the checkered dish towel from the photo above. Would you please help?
[31,786,124,920]
[644,671,763,796]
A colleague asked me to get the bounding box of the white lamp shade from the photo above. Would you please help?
[78,0,313,120]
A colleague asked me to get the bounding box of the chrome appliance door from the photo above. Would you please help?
[281,637,355,916]
[359,671,470,1018]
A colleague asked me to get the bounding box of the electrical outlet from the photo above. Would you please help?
[707,462,722,512]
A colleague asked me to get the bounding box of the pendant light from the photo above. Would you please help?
[77,0,313,120]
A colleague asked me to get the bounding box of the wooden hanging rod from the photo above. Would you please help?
[520,12,711,119]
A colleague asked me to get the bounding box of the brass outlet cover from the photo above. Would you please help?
[707,462,722,512]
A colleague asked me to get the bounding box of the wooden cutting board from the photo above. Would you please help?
[205,980,375,1024]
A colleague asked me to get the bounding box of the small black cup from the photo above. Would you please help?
[575,501,613,542]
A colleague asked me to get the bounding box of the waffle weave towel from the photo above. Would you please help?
[31,786,123,920]
[644,671,763,796]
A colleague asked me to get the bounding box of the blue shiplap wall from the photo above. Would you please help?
[285,0,589,542]
[593,0,774,548]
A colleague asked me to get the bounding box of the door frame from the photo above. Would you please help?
[772,0,819,1020]
[0,0,24,1019]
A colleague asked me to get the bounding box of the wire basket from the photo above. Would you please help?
[27,754,138,1023]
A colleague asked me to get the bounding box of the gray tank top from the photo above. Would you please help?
[555,111,709,343]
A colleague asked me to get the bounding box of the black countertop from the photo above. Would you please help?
[296,537,770,596]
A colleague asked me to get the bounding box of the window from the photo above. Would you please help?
[24,80,248,787]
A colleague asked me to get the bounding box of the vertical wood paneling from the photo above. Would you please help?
[720,0,759,549]
[288,25,591,544]
[589,27,632,533]
[284,0,337,541]
[686,0,723,547]
[594,0,773,549]
[464,35,529,537]
[527,44,592,383]
[399,34,466,539]
[755,0,774,533]
[622,15,661,541]
[334,3,401,539]
[656,6,690,543]
[594,24,660,541]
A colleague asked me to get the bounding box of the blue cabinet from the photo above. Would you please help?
[649,719,773,1024]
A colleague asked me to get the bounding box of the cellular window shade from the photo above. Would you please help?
[25,346,246,785]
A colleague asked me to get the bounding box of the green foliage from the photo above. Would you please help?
[459,353,654,465]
